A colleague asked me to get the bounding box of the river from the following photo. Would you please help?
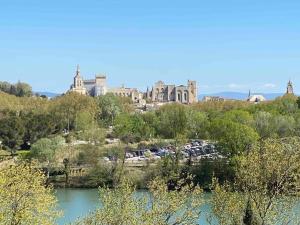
[55,188,214,225]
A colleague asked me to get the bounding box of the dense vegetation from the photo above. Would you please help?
[1,86,300,224]
[0,81,33,97]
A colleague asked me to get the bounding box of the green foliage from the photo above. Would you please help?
[21,112,57,144]
[0,162,61,224]
[0,81,32,97]
[223,109,254,126]
[156,104,188,138]
[114,113,154,143]
[186,109,209,139]
[77,176,203,225]
[96,93,132,126]
[0,113,25,149]
[52,92,98,132]
[211,137,300,225]
[30,136,65,163]
[75,111,95,131]
[254,111,276,139]
[210,119,259,156]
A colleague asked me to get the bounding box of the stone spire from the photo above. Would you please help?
[76,64,81,77]
[286,80,294,94]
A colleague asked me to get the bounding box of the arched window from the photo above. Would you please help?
[184,93,187,101]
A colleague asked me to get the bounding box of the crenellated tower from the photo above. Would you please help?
[188,80,198,103]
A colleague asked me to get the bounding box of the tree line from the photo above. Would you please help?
[1,88,300,224]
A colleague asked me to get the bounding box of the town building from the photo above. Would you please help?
[247,90,266,103]
[70,65,143,103]
[146,80,198,104]
[202,96,226,102]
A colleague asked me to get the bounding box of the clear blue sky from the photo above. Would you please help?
[1,0,300,94]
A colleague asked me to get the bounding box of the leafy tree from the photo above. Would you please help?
[0,81,32,97]
[0,163,61,224]
[211,138,300,225]
[0,81,12,93]
[273,115,295,137]
[75,111,95,132]
[78,127,105,145]
[30,136,65,163]
[77,176,203,225]
[210,119,259,156]
[52,92,97,132]
[21,112,57,144]
[96,94,124,126]
[15,81,32,97]
[186,109,209,139]
[0,114,25,150]
[296,97,300,109]
[254,111,275,139]
[114,113,153,143]
[156,104,188,138]
[223,109,254,126]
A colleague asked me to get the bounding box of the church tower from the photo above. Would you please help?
[74,65,83,88]
[188,80,198,103]
[286,80,294,95]
[71,65,87,95]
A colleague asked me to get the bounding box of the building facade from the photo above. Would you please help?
[70,65,143,103]
[146,80,198,104]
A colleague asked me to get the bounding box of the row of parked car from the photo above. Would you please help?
[120,140,225,163]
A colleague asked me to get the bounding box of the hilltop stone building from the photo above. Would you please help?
[146,80,198,104]
[70,65,143,103]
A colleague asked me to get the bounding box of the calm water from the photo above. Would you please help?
[55,189,213,225]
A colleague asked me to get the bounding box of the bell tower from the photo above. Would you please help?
[71,65,86,95]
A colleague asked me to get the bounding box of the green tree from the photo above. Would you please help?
[75,111,95,132]
[114,113,153,143]
[223,109,254,126]
[211,138,300,225]
[186,109,209,139]
[254,111,275,139]
[210,119,259,156]
[15,81,32,97]
[96,94,124,126]
[30,136,65,164]
[0,163,61,224]
[22,112,57,144]
[52,92,97,132]
[0,114,25,150]
[156,104,188,138]
[77,176,203,225]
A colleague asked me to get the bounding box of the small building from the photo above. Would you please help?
[247,90,266,103]
[202,96,226,102]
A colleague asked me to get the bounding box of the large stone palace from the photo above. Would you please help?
[70,65,143,103]
[146,80,198,104]
[70,65,198,104]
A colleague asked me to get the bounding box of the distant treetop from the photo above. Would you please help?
[0,81,32,97]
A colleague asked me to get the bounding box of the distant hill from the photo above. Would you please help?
[35,91,60,98]
[199,92,285,101]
